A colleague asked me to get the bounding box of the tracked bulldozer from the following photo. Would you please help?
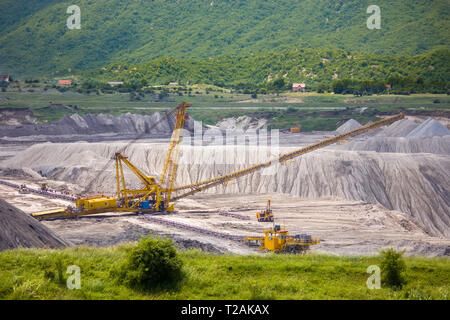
[256,199,274,222]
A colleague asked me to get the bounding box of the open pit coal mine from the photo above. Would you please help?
[0,115,449,253]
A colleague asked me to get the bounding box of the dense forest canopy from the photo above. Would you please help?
[0,0,449,76]
[83,48,449,93]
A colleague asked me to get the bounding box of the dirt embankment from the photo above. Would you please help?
[0,108,37,126]
[0,111,199,138]
[0,198,69,250]
[216,116,268,130]
[339,118,450,154]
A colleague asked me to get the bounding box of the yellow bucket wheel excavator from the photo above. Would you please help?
[32,107,404,220]
[33,102,192,219]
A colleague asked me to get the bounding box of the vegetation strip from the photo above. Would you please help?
[0,245,448,300]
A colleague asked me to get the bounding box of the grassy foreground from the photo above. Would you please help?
[0,245,448,300]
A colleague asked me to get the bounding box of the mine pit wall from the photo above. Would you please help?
[2,143,449,238]
[341,135,450,155]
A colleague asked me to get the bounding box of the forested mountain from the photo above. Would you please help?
[84,48,449,92]
[0,0,448,76]
[0,0,60,35]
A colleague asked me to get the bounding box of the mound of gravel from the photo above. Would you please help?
[336,119,361,134]
[341,136,450,155]
[0,198,69,250]
[377,119,419,137]
[406,118,450,138]
[339,118,450,154]
[0,112,199,138]
[216,116,268,130]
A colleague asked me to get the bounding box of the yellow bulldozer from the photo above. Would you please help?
[18,184,30,194]
[244,225,320,253]
[256,199,274,222]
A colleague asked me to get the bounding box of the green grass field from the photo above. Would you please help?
[0,245,448,300]
[1,87,449,130]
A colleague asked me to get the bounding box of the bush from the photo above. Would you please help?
[287,106,296,113]
[116,237,184,291]
[380,248,407,289]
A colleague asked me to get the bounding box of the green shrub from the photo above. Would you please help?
[116,237,184,291]
[287,106,296,113]
[380,248,407,289]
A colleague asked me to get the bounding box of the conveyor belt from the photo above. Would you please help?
[0,179,76,201]
[171,113,404,201]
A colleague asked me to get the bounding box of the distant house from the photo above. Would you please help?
[292,83,306,92]
[168,82,179,86]
[0,75,10,82]
[58,79,72,86]
[108,81,124,87]
[290,125,301,133]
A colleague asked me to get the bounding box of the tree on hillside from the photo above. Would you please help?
[268,78,286,93]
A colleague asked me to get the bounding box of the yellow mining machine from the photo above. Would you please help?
[18,184,30,194]
[32,108,404,220]
[256,199,274,222]
[244,225,320,253]
[32,102,191,220]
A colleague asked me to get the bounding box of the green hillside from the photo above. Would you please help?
[0,0,449,76]
[0,0,60,35]
[85,48,449,90]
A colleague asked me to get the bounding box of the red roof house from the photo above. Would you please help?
[292,83,306,92]
[58,79,72,85]
[0,75,10,82]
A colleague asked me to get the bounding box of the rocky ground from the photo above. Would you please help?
[0,197,68,250]
[1,180,449,256]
